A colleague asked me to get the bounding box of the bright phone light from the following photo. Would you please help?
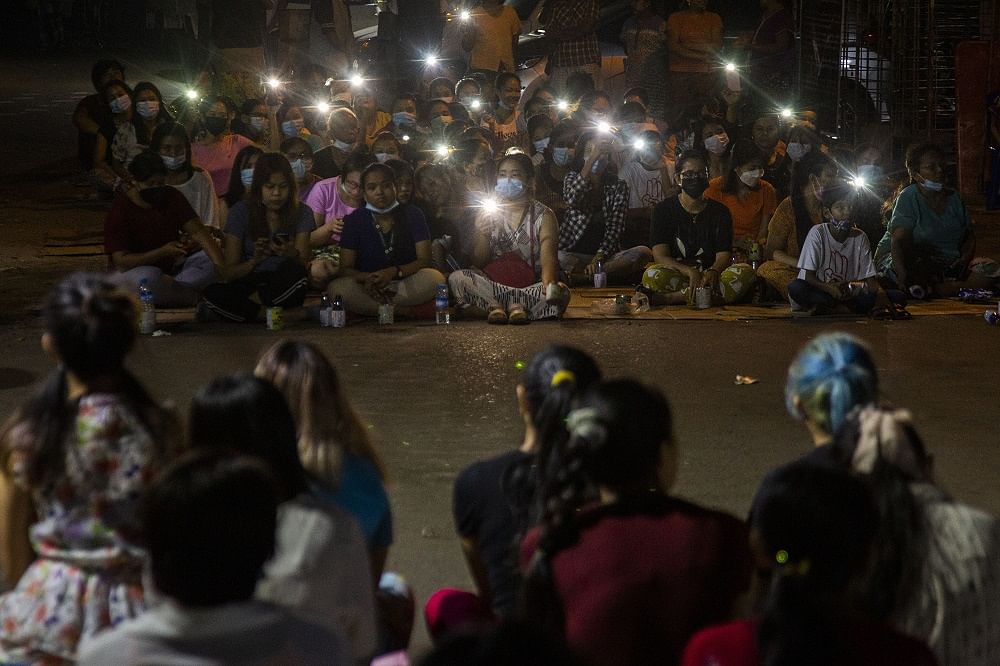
[185,89,199,100]
[633,139,646,151]
[596,120,611,134]
[460,10,471,20]
[724,62,737,72]
[556,99,569,111]
[402,134,411,142]
[852,176,867,189]
[481,197,499,213]
[267,78,281,89]
[349,73,364,87]
[471,99,482,110]
[426,54,439,66]
[780,108,793,119]
[316,101,330,114]
[436,144,450,157]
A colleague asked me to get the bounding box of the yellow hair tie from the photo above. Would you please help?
[550,370,576,388]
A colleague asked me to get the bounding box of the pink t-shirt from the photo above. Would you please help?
[304,177,358,228]
[191,133,254,197]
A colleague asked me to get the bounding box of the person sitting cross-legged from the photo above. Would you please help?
[787,181,908,318]
[641,150,755,305]
[77,451,349,665]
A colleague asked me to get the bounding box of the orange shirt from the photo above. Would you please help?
[704,176,777,244]
[666,11,722,73]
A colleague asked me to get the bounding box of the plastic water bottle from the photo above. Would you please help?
[331,294,346,328]
[749,241,761,270]
[593,259,607,288]
[319,294,332,327]
[435,283,450,324]
[138,279,156,335]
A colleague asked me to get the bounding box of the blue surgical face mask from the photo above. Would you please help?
[830,218,853,234]
[333,138,354,151]
[786,142,811,162]
[552,147,573,167]
[241,168,255,187]
[533,137,550,153]
[366,201,400,215]
[591,157,607,174]
[249,116,267,131]
[281,119,302,137]
[495,177,526,200]
[857,164,883,181]
[110,95,131,114]
[393,111,417,126]
[290,158,307,180]
[136,100,159,119]
[375,152,391,163]
[161,154,185,170]
[919,176,944,192]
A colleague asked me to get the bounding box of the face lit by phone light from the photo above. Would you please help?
[262,172,291,211]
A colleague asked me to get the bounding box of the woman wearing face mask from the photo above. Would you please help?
[222,145,264,218]
[449,153,569,324]
[385,94,420,141]
[280,136,319,201]
[304,153,375,289]
[422,99,455,141]
[750,113,790,200]
[233,98,270,145]
[528,115,554,170]
[151,122,222,230]
[312,107,360,179]
[642,151,755,305]
[192,96,255,202]
[757,152,837,301]
[875,142,999,297]
[560,132,653,284]
[326,163,445,317]
[104,151,225,306]
[482,73,529,155]
[784,125,821,165]
[698,118,731,181]
[110,82,173,176]
[536,120,579,221]
[276,104,322,152]
[787,181,907,317]
[201,153,313,322]
[371,131,404,164]
[92,80,135,191]
[705,139,776,248]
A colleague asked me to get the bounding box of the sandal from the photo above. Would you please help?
[487,307,508,325]
[891,304,912,320]
[508,305,530,325]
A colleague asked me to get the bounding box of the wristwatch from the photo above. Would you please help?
[395,265,404,279]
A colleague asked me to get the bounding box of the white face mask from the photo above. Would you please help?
[161,154,185,171]
[375,152,392,163]
[552,147,573,167]
[533,137,550,153]
[919,175,944,192]
[786,142,811,162]
[739,168,763,187]
[703,133,729,155]
[333,138,354,151]
[366,201,400,215]
[290,159,308,181]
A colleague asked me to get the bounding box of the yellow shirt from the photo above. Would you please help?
[467,6,521,71]
[363,111,393,148]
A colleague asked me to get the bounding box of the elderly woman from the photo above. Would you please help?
[326,163,445,317]
[875,141,999,296]
[560,132,652,284]
[757,152,838,300]
[449,153,570,324]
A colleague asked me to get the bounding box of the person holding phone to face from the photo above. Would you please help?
[200,153,313,322]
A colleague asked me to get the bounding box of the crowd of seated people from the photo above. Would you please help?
[1,273,997,665]
[74,50,998,326]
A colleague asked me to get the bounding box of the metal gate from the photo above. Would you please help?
[796,0,985,152]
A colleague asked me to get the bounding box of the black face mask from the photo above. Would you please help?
[139,186,170,207]
[680,175,709,199]
[203,117,227,136]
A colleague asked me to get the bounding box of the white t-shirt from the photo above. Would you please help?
[797,223,877,282]
[619,160,674,209]
[171,168,222,229]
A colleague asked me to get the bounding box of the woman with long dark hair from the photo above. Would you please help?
[152,122,222,229]
[683,462,936,666]
[519,379,752,666]
[705,138,777,248]
[757,151,838,300]
[191,96,255,202]
[110,81,173,174]
[188,374,377,662]
[201,152,312,322]
[0,273,179,662]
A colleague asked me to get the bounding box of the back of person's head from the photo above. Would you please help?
[1,273,159,489]
[617,101,646,125]
[128,149,168,183]
[255,340,385,484]
[386,157,415,182]
[189,374,308,501]
[785,332,878,438]
[145,450,277,607]
[419,620,581,666]
[830,405,931,619]
[752,461,877,666]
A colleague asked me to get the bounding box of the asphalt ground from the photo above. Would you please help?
[2,50,1000,654]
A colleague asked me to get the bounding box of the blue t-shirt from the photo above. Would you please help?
[875,184,970,272]
[224,200,315,272]
[340,204,431,273]
[313,453,393,549]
